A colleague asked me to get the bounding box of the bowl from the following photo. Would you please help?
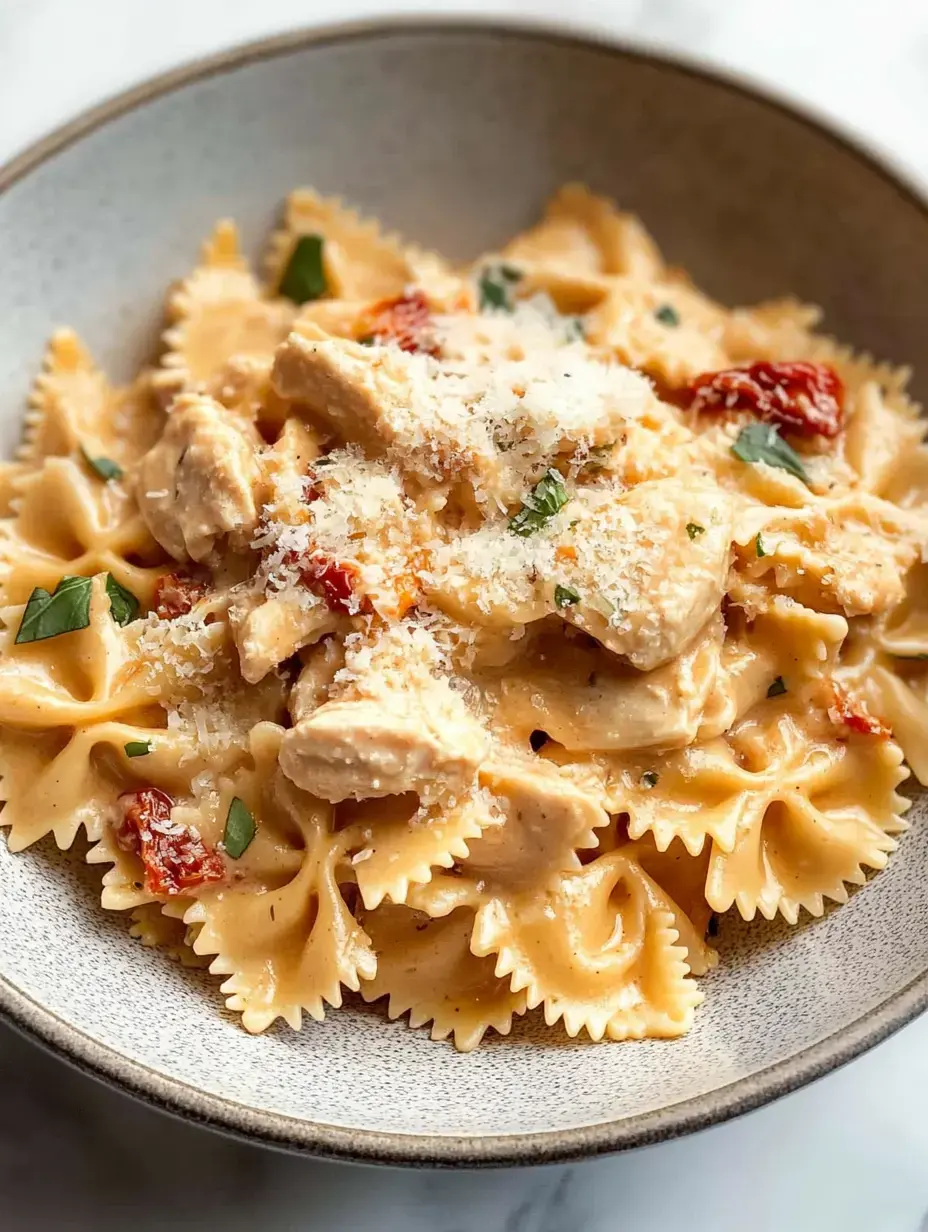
[1,20,927,1166]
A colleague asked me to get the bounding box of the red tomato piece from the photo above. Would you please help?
[361,290,440,357]
[118,788,225,897]
[687,361,844,438]
[828,687,891,738]
[283,550,366,615]
[153,571,208,619]
[301,475,323,504]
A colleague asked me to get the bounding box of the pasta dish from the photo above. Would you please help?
[1,185,925,1050]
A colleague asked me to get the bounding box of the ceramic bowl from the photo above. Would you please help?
[1,21,926,1166]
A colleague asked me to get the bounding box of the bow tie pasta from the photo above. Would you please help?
[1,185,923,1050]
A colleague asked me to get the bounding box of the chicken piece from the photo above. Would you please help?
[461,759,609,890]
[230,593,339,685]
[280,695,486,803]
[272,330,663,505]
[271,332,406,454]
[278,625,488,802]
[490,614,724,751]
[136,393,262,562]
[426,479,732,671]
[558,481,732,670]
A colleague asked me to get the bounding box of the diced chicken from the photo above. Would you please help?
[461,759,608,890]
[559,481,732,670]
[280,695,487,803]
[426,478,732,671]
[230,593,339,685]
[136,393,262,562]
[271,332,406,454]
[424,522,550,628]
[278,624,488,802]
[271,329,665,506]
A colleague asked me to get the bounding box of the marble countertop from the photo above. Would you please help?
[2,1,928,1229]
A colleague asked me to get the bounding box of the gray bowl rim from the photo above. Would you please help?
[0,15,926,1168]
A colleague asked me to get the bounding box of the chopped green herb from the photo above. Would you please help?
[686,522,705,540]
[509,468,570,536]
[279,234,327,304]
[900,653,928,660]
[81,448,123,482]
[731,423,809,485]
[15,575,92,644]
[478,263,522,313]
[641,771,659,789]
[767,676,787,698]
[124,740,152,758]
[106,574,139,626]
[563,315,586,342]
[655,303,680,327]
[223,796,256,859]
[357,334,376,346]
[554,584,580,609]
[755,532,767,558]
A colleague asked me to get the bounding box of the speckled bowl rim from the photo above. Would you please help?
[1,16,927,1168]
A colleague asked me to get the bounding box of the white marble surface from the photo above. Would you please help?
[1,1,928,1228]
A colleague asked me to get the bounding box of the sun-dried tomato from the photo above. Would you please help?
[828,687,891,738]
[117,788,225,896]
[686,361,844,438]
[360,290,440,357]
[284,550,366,615]
[153,571,208,619]
[301,475,323,504]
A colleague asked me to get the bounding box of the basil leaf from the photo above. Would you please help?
[478,263,522,313]
[223,796,256,859]
[15,575,92,643]
[755,532,768,558]
[279,234,327,304]
[81,448,123,482]
[767,676,787,698]
[510,469,570,537]
[554,584,580,609]
[686,522,705,540]
[655,303,680,327]
[731,423,809,485]
[899,653,928,660]
[641,771,659,789]
[106,574,140,626]
[124,740,152,758]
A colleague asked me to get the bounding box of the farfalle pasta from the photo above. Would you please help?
[1,185,924,1050]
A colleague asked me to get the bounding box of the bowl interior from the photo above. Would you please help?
[0,25,927,1162]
